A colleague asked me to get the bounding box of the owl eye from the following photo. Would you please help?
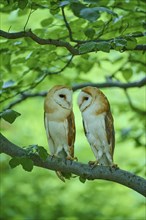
[84,96,89,101]
[59,94,65,98]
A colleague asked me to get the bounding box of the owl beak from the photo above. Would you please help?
[67,100,72,108]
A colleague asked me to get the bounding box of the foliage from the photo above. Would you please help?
[0,0,146,219]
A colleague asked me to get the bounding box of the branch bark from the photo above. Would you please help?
[0,133,145,197]
[0,30,146,54]
[3,77,146,110]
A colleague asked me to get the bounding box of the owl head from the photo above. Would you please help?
[45,85,73,113]
[77,86,109,112]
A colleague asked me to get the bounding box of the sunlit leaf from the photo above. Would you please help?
[122,69,133,81]
[41,18,54,27]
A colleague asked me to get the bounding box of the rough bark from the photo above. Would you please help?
[0,133,145,197]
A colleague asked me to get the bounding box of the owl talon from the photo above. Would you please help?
[50,155,56,161]
[66,156,78,161]
[88,160,99,169]
[112,163,119,169]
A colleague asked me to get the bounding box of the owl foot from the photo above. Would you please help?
[111,163,119,169]
[88,160,99,168]
[56,171,65,183]
[66,156,78,161]
[50,155,57,161]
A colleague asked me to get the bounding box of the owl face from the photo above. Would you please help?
[78,86,109,113]
[53,87,73,110]
[77,91,93,112]
[44,86,73,115]
[78,86,101,112]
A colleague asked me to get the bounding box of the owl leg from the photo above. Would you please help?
[89,145,103,166]
[62,145,77,161]
[105,152,118,168]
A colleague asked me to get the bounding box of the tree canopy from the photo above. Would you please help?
[0,0,146,219]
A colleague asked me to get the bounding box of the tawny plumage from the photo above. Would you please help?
[44,85,76,181]
[77,86,115,166]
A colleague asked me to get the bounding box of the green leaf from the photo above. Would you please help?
[41,18,54,27]
[80,8,100,22]
[37,146,48,161]
[9,157,21,168]
[59,1,70,7]
[122,69,133,81]
[0,109,21,124]
[126,37,137,49]
[0,80,3,90]
[84,28,95,38]
[112,38,127,51]
[70,2,85,18]
[114,38,127,46]
[94,7,118,16]
[2,80,15,89]
[79,176,86,183]
[20,158,34,172]
[95,42,111,52]
[79,42,97,54]
[18,0,28,9]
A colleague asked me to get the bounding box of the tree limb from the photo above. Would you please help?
[0,29,79,55]
[0,133,145,197]
[72,77,146,91]
[2,77,146,110]
[0,30,146,53]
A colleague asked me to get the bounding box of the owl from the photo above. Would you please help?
[44,85,76,181]
[77,86,115,166]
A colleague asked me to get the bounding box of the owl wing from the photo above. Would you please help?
[44,112,55,155]
[67,111,75,158]
[105,110,115,159]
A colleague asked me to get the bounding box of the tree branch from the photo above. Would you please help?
[2,77,146,110]
[72,77,146,91]
[0,29,79,55]
[0,133,145,197]
[0,30,146,53]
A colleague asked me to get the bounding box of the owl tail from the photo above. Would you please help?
[55,150,72,182]
[55,171,72,182]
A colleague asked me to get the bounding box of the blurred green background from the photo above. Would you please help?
[0,0,146,220]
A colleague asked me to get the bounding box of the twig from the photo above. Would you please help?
[124,89,146,115]
[24,9,35,31]
[61,7,74,41]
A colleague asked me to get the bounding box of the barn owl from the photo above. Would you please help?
[77,86,115,166]
[44,85,76,181]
